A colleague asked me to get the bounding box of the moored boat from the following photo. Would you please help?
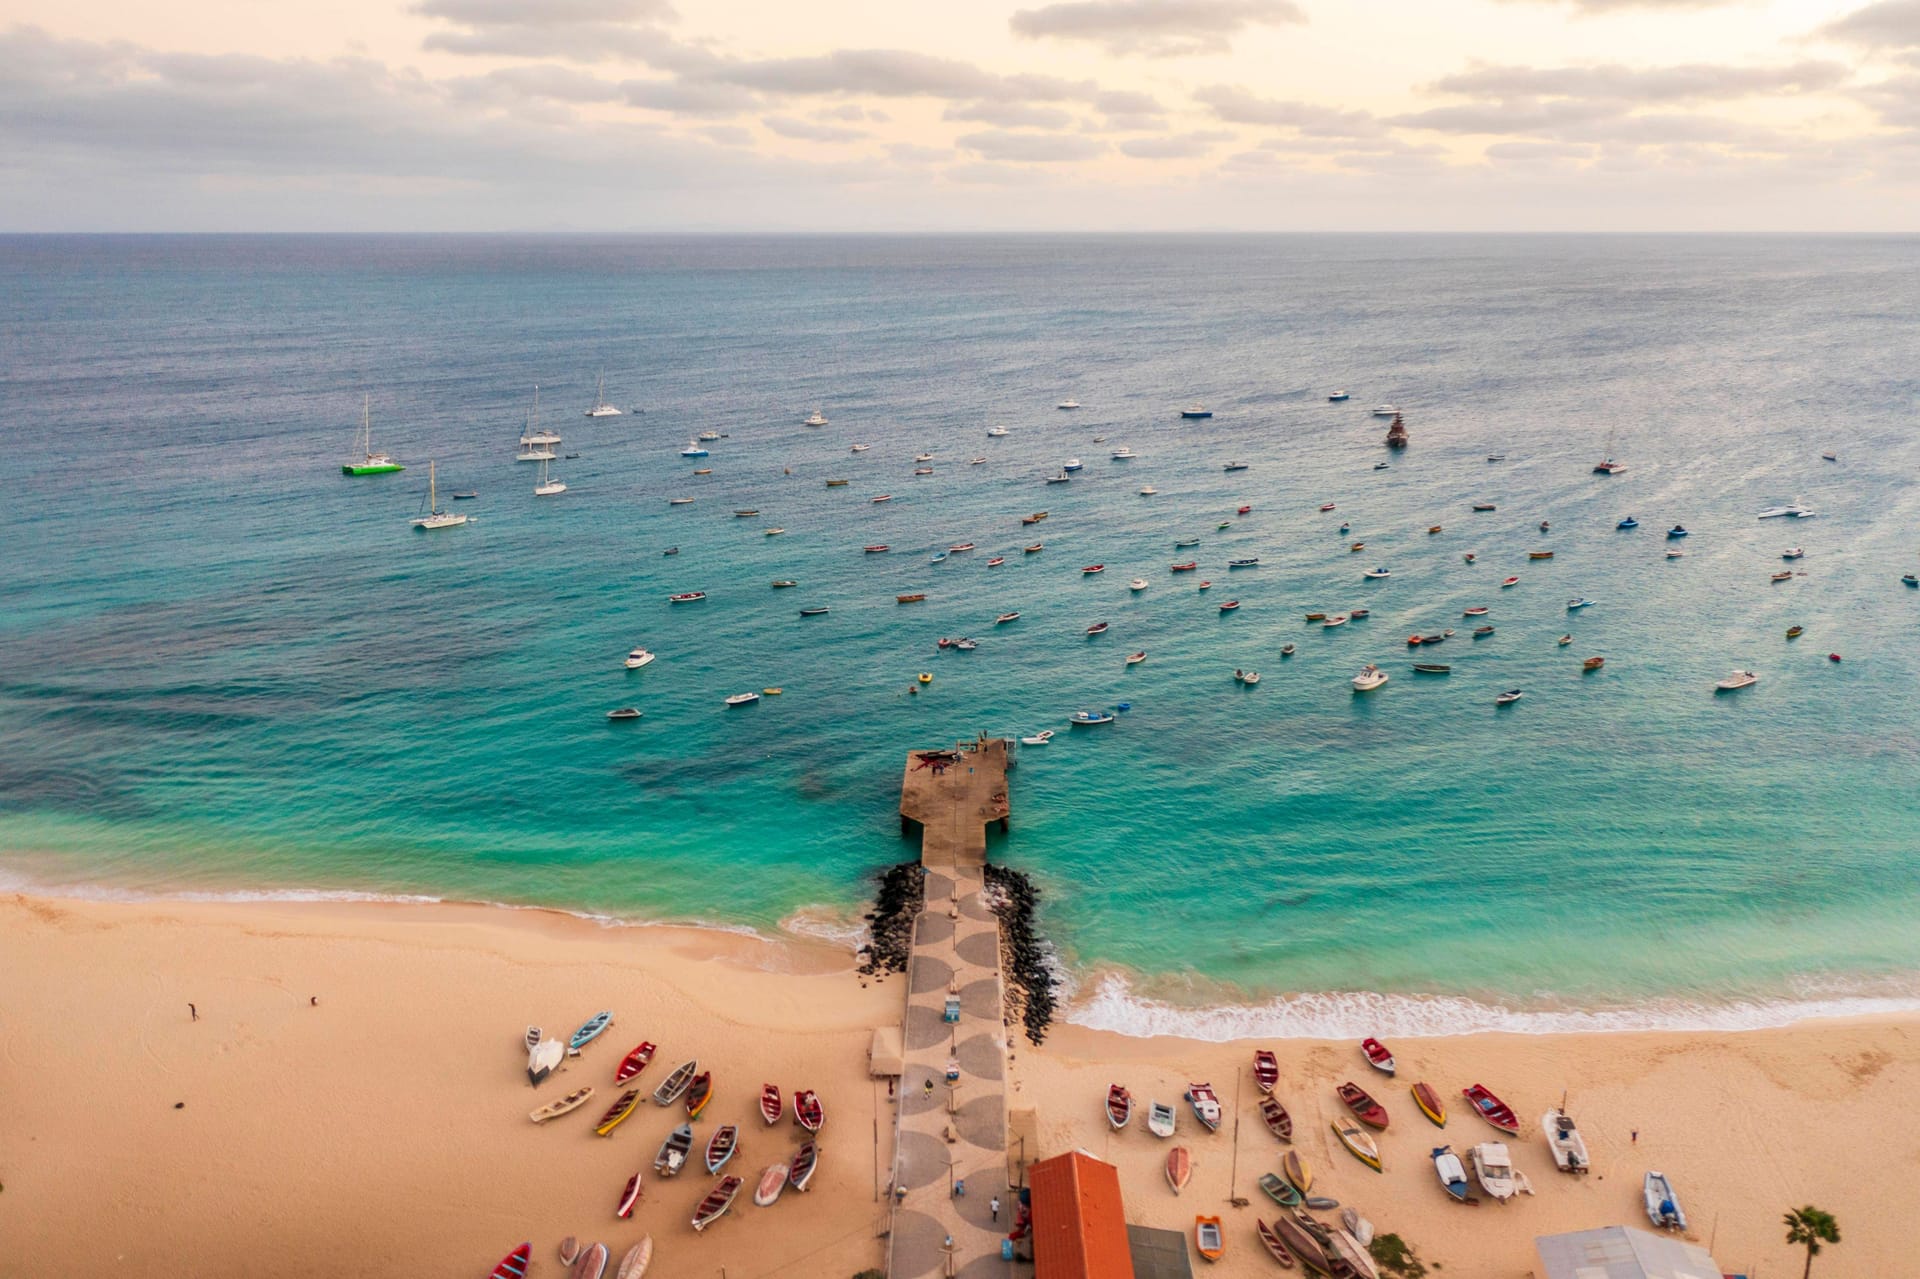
[1218,599,1239,611]
[1166,1145,1193,1194]
[654,1059,697,1106]
[666,592,706,603]
[1260,1095,1293,1142]
[1583,656,1605,670]
[1106,1083,1132,1130]
[615,1042,657,1084]
[1528,550,1554,560]
[1360,1038,1395,1075]
[653,1123,694,1177]
[754,1163,789,1206]
[1337,1081,1390,1129]
[692,1174,743,1232]
[1086,621,1110,634]
[530,1085,594,1123]
[1412,663,1451,675]
[1462,1083,1520,1134]
[593,1088,643,1137]
[793,1088,824,1132]
[1125,651,1147,666]
[1352,664,1388,692]
[1195,1214,1224,1262]
[1070,710,1116,725]
[724,692,761,707]
[1082,564,1105,575]
[1495,689,1524,705]
[1715,669,1758,691]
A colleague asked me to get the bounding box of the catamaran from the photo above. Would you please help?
[584,371,622,417]
[411,461,468,530]
[342,394,405,474]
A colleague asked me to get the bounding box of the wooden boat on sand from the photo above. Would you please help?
[614,1042,656,1084]
[1463,1083,1521,1135]
[691,1175,743,1232]
[1258,1172,1302,1207]
[1253,1049,1279,1093]
[1149,1101,1176,1137]
[569,1011,613,1053]
[1332,1118,1383,1172]
[613,1239,653,1279]
[531,1086,594,1124]
[1412,1082,1448,1126]
[654,1123,694,1177]
[593,1088,643,1137]
[1327,1225,1380,1279]
[1282,1149,1311,1195]
[1195,1215,1224,1262]
[1361,1038,1396,1075]
[559,1238,579,1265]
[1166,1145,1192,1194]
[1271,1213,1334,1271]
[760,1083,781,1126]
[684,1071,713,1119]
[615,1171,643,1219]
[1106,1083,1132,1130]
[1186,1082,1223,1131]
[1255,1218,1298,1268]
[654,1059,697,1106]
[793,1088,824,1132]
[754,1162,790,1206]
[1337,1081,1390,1129]
[1259,1095,1292,1142]
[705,1124,738,1174]
[790,1139,819,1192]
[490,1243,532,1279]
[568,1242,608,1279]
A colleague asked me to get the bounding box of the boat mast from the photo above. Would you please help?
[428,460,437,514]
[362,393,371,459]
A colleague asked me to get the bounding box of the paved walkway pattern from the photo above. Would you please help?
[888,740,1013,1279]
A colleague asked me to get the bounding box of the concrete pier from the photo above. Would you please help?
[887,737,1013,1278]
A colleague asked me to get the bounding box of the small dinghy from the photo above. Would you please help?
[654,1123,694,1177]
[568,1243,608,1279]
[1337,1081,1390,1129]
[1253,1049,1279,1093]
[559,1238,580,1265]
[705,1125,739,1174]
[1148,1101,1177,1138]
[1645,1171,1687,1230]
[1106,1083,1133,1130]
[996,611,1021,624]
[754,1162,790,1206]
[524,1025,542,1052]
[685,1071,714,1119]
[1186,1083,1223,1131]
[692,1175,744,1232]
[530,1086,594,1123]
[1260,1095,1293,1142]
[1583,656,1605,670]
[594,1088,643,1137]
[1462,1083,1521,1134]
[654,1059,697,1106]
[1360,1038,1396,1075]
[1432,1145,1471,1202]
[570,1011,613,1054]
[1125,651,1147,666]
[1282,1150,1311,1194]
[790,1139,820,1192]
[1195,1214,1224,1262]
[490,1243,532,1279]
[1255,1219,1298,1269]
[1412,1081,1448,1126]
[1258,1172,1302,1207]
[793,1089,825,1132]
[760,1083,782,1126]
[614,1042,656,1084]
[613,1239,653,1279]
[1542,1107,1591,1172]
[615,1171,644,1219]
[1165,1145,1193,1194]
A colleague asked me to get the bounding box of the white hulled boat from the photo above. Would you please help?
[584,371,622,418]
[411,461,468,530]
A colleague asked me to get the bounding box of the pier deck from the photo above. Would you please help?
[888,738,1012,1278]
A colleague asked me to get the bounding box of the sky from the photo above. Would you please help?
[2,0,1918,230]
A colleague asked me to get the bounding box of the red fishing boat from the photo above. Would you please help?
[1238,505,1253,515]
[1106,1083,1132,1130]
[987,556,1005,566]
[759,1083,782,1126]
[863,544,890,553]
[489,1243,532,1279]
[1462,1083,1520,1134]
[793,1088,824,1132]
[1360,1038,1396,1075]
[1082,564,1105,574]
[1253,1049,1279,1093]
[1337,1081,1391,1130]
[1259,1094,1293,1142]
[691,1174,743,1232]
[684,1071,713,1119]
[615,1170,644,1219]
[1171,561,1198,572]
[614,1042,656,1084]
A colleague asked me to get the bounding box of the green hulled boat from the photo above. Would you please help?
[342,394,404,475]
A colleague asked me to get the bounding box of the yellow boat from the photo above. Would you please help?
[1411,1081,1448,1127]
[917,673,933,685]
[1282,1149,1311,1194]
[593,1088,643,1137]
[1332,1118,1382,1172]
[1350,542,1366,553]
[762,688,783,696]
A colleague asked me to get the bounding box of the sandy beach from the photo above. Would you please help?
[5,890,1912,1277]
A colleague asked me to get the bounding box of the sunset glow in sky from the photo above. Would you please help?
[4,0,1918,229]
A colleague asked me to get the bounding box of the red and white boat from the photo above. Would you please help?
[790,1139,819,1191]
[1086,621,1110,635]
[489,1243,532,1279]
[1259,1094,1292,1141]
[987,557,1005,567]
[1337,1080,1391,1129]
[1198,580,1212,591]
[615,1171,644,1219]
[1082,564,1105,575]
[754,1162,790,1207]
[1319,502,1337,512]
[871,494,892,503]
[1361,1037,1396,1075]
[760,1083,782,1126]
[1171,561,1198,572]
[1238,505,1253,515]
[691,1175,743,1232]
[1253,1049,1279,1093]
[1219,600,1240,611]
[1501,576,1519,588]
[614,1042,656,1084]
[793,1088,824,1132]
[1106,1083,1132,1130]
[1463,1083,1521,1135]
[863,544,890,553]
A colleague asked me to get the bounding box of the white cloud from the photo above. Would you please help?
[1009,0,1306,57]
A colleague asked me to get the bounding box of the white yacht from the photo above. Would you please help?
[624,648,656,670]
[517,385,562,449]
[411,461,468,530]
[987,425,1010,437]
[1371,405,1397,416]
[1352,664,1389,691]
[534,457,566,497]
[1757,504,1816,519]
[681,440,709,458]
[1715,670,1758,691]
[804,409,828,427]
[1056,399,1081,410]
[1111,446,1136,459]
[584,371,622,417]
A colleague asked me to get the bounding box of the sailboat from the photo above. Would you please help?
[411,461,468,530]
[584,371,622,418]
[517,386,557,461]
[534,456,566,497]
[342,394,405,474]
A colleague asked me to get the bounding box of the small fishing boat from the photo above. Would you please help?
[1148,1101,1176,1137]
[1219,599,1240,612]
[1617,516,1640,530]
[1645,1171,1687,1230]
[724,692,761,707]
[1667,549,1686,559]
[1112,446,1136,459]
[1253,1049,1279,1093]
[1471,1141,1519,1200]
[929,552,947,564]
[1023,511,1050,525]
[1372,404,1397,416]
[994,612,1021,626]
[1130,578,1149,591]
[1361,1038,1396,1075]
[1082,564,1105,575]
[733,509,760,518]
[987,556,1005,566]
[1195,1215,1224,1262]
[863,545,889,554]
[1327,1227,1380,1279]
[705,1124,738,1174]
[616,1171,644,1219]
[1352,664,1388,692]
[625,647,657,670]
[1350,608,1369,619]
[987,425,1010,437]
[1256,1219,1297,1269]
[771,580,797,589]
[912,468,933,476]
[1086,621,1110,635]
[1272,1215,1333,1272]
[684,1071,714,1119]
[1566,597,1593,610]
[1139,486,1157,495]
[1786,625,1803,639]
[1281,643,1296,656]
[1166,1145,1193,1193]
[692,1175,743,1232]
[1822,451,1836,461]
[754,1163,789,1207]
[654,1123,694,1177]
[1363,567,1390,579]
[1228,557,1260,569]
[490,1243,532,1279]
[1715,669,1758,691]
[872,494,893,503]
[1771,570,1794,582]
[1258,1172,1302,1207]
[1234,669,1261,686]
[1319,502,1337,512]
[1186,1083,1223,1131]
[594,1088,643,1137]
[1462,1083,1520,1134]
[1495,689,1524,705]
[667,591,706,603]
[528,1038,563,1086]
[1063,458,1083,472]
[1332,1118,1382,1172]
[793,1088,824,1132]
[1020,729,1055,746]
[680,440,709,458]
[1342,1208,1376,1249]
[851,443,871,452]
[654,1059,698,1106]
[1462,551,1476,562]
[1182,404,1214,419]
[1471,502,1496,512]
[1583,656,1605,670]
[1172,561,1198,572]
[1782,547,1804,559]
[1046,471,1071,484]
[803,409,828,426]
[896,594,926,604]
[1428,525,1443,535]
[1542,1107,1591,1173]
[614,1240,652,1279]
[1667,525,1688,538]
[1025,543,1044,554]
[1527,550,1554,561]
[1474,625,1495,637]
[1282,1150,1310,1194]
[1125,651,1147,666]
[668,497,694,506]
[1558,634,1573,646]
[1412,1082,1447,1126]
[1433,1145,1470,1202]
[826,478,849,486]
[1337,1081,1390,1129]
[569,1242,608,1279]
[1539,520,1551,531]
[571,1012,613,1053]
[1071,710,1116,725]
[1250,1093,1291,1142]
[1463,606,1489,617]
[1223,461,1249,472]
[1412,663,1451,675]
[1905,574,1919,587]
[530,1086,594,1123]
[790,1140,819,1192]
[800,607,830,617]
[1106,1083,1133,1129]
[1175,537,1201,548]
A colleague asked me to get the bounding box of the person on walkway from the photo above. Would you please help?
[923,1078,934,1100]
[990,1195,1001,1222]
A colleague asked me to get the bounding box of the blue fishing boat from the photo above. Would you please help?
[1617,516,1639,530]
[1432,1146,1470,1202]
[570,1010,613,1052]
[1666,525,1689,538]
[1070,710,1116,726]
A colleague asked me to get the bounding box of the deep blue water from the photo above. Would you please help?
[4,233,1919,1035]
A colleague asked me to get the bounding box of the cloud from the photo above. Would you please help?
[1429,60,1849,104]
[956,129,1107,162]
[886,142,953,164]
[944,101,1076,128]
[696,124,752,146]
[445,63,627,107]
[762,115,869,142]
[416,0,686,65]
[1193,84,1385,137]
[413,0,675,21]
[1009,0,1305,57]
[1491,0,1738,11]
[621,77,758,116]
[1119,130,1234,158]
[1813,1,1920,50]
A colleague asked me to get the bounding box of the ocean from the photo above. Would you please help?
[4,232,1919,1037]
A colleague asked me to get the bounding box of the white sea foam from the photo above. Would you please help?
[1066,972,1920,1040]
[779,906,870,951]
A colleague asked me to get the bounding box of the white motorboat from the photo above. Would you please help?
[1782,547,1804,559]
[1129,578,1148,591]
[987,425,1010,437]
[1352,664,1388,692]
[1063,458,1083,472]
[1019,729,1055,746]
[1363,567,1391,579]
[1541,1108,1591,1173]
[1714,669,1758,691]
[625,648,656,670]
[850,443,871,452]
[724,692,761,707]
[1069,710,1116,725]
[1470,1142,1520,1201]
[411,461,468,530]
[1046,471,1071,484]
[1111,447,1136,459]
[681,440,709,458]
[1329,391,1350,402]
[1139,486,1157,495]
[1757,504,1816,519]
[1371,405,1397,416]
[803,409,828,427]
[1056,400,1081,410]
[698,430,721,441]
[1494,689,1524,705]
[533,457,566,497]
[584,371,622,417]
[1644,1171,1686,1230]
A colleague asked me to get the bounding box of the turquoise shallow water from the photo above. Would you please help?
[4,233,1920,1035]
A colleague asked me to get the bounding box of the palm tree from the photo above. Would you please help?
[1783,1205,1840,1278]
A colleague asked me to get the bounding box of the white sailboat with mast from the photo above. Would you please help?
[518,385,559,458]
[584,371,622,418]
[411,461,468,530]
[534,455,566,497]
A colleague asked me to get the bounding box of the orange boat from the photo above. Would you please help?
[1165,1145,1192,1194]
[1195,1215,1224,1262]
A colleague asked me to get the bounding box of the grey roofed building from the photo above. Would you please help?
[1535,1225,1728,1279]
[1126,1224,1195,1279]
